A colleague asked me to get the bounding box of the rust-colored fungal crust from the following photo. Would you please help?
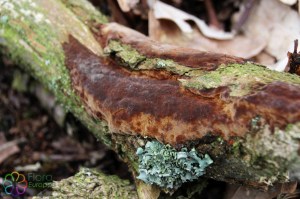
[63,34,300,146]
[96,23,245,71]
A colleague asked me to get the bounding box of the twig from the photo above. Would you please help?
[286,39,300,75]
[204,0,222,29]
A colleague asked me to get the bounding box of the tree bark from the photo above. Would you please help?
[32,168,138,199]
[1,0,300,198]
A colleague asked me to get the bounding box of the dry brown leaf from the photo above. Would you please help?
[0,132,6,144]
[256,0,300,61]
[0,140,20,164]
[151,1,234,40]
[254,0,300,71]
[117,0,139,12]
[149,9,265,58]
[149,0,300,63]
[254,51,276,66]
[279,0,297,5]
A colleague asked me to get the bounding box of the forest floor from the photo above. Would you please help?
[1,0,300,198]
[0,57,132,198]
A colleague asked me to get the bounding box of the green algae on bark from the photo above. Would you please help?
[0,0,110,146]
[33,168,138,199]
[200,122,300,188]
[61,0,108,27]
[179,63,300,97]
[104,40,200,76]
[103,39,300,99]
[2,0,300,196]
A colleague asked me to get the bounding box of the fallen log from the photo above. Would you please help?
[33,168,138,199]
[1,0,300,198]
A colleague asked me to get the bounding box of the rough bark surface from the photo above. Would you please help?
[33,168,138,199]
[1,0,300,198]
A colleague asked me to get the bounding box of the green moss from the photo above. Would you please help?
[2,0,300,192]
[136,141,213,190]
[61,0,108,25]
[105,40,300,96]
[104,40,200,75]
[0,0,111,147]
[104,40,146,69]
[180,63,300,96]
[231,140,242,157]
[33,168,138,199]
[142,59,195,75]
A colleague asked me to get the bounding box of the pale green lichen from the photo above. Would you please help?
[179,63,300,97]
[3,0,300,191]
[136,141,213,189]
[190,121,300,187]
[243,123,300,167]
[104,40,200,75]
[235,122,300,185]
[105,40,300,95]
[142,59,197,75]
[0,15,9,23]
